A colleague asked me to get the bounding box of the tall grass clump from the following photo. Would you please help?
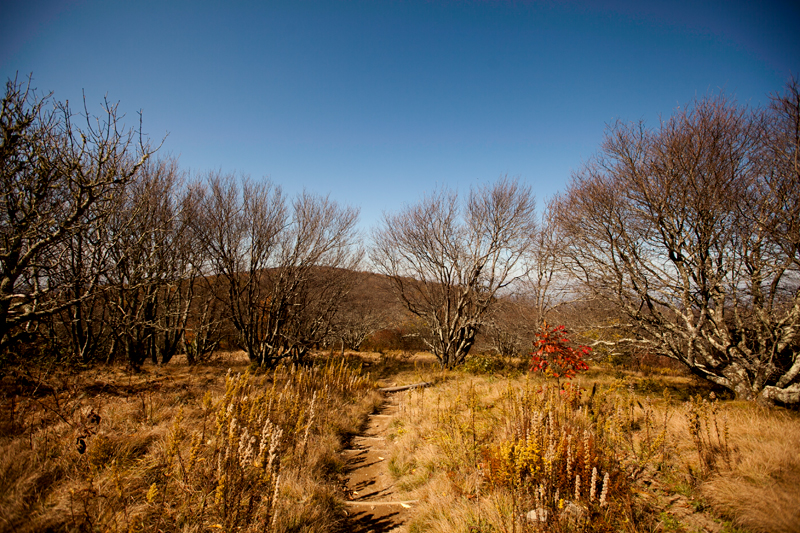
[684,394,733,478]
[480,380,637,531]
[693,402,800,533]
[593,379,672,477]
[385,370,675,533]
[0,355,380,533]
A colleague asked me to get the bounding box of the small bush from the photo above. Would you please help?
[529,323,590,379]
[462,353,505,374]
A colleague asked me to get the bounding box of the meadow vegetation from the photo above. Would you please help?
[0,352,381,532]
[379,352,800,533]
[1,350,799,532]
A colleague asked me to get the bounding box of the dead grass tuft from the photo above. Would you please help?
[701,407,800,533]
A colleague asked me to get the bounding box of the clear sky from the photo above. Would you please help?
[2,0,798,234]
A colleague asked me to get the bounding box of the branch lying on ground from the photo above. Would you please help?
[379,382,433,393]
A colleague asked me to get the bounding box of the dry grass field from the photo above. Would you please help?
[1,351,798,532]
[0,352,382,532]
[373,353,800,533]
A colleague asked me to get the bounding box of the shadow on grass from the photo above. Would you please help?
[635,374,735,401]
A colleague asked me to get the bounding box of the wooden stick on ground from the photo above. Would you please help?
[378,382,433,393]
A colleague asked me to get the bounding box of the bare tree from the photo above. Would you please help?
[182,281,224,364]
[483,201,573,358]
[103,157,190,368]
[481,294,535,358]
[191,173,362,367]
[757,78,800,404]
[555,85,800,405]
[54,186,116,363]
[0,76,155,354]
[329,273,392,353]
[279,265,360,358]
[371,177,537,369]
[152,182,203,366]
[525,203,572,325]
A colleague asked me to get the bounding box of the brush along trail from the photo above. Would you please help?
[342,382,429,532]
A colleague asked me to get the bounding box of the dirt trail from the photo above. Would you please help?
[343,392,415,533]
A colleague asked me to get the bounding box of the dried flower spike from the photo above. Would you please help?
[599,472,610,506]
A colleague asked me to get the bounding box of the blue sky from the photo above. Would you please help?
[2,0,798,233]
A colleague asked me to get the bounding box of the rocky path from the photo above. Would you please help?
[343,392,416,533]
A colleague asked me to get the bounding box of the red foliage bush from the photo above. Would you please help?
[529,323,590,379]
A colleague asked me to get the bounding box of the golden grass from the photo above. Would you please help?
[3,351,799,533]
[699,406,800,533]
[382,372,645,532]
[375,356,800,533]
[0,353,381,533]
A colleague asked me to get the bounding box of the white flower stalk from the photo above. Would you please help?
[269,471,282,529]
[266,424,283,474]
[566,433,574,480]
[238,426,256,468]
[599,472,610,506]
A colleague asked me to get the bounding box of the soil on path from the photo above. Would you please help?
[343,392,414,533]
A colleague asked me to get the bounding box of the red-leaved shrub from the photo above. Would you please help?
[529,323,590,379]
